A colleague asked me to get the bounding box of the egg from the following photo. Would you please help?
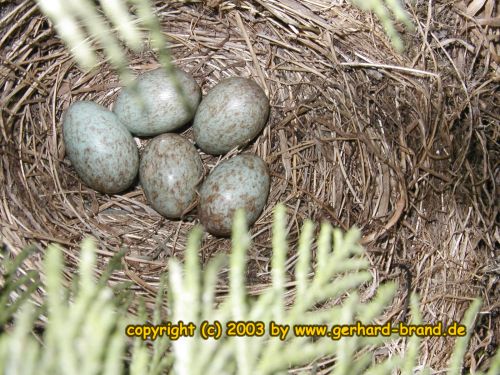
[139,133,203,218]
[63,101,139,194]
[193,77,270,155]
[113,68,201,136]
[199,154,270,236]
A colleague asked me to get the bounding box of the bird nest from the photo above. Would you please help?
[1,0,498,371]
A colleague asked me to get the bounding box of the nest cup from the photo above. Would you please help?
[1,0,498,370]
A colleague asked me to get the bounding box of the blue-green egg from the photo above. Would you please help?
[193,77,270,155]
[63,101,139,194]
[199,154,270,236]
[139,134,203,218]
[113,68,201,136]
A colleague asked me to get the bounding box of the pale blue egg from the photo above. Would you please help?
[63,101,139,194]
[113,68,201,136]
[139,134,203,218]
[193,77,270,155]
[199,154,270,236]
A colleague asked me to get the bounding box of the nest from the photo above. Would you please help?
[1,0,498,371]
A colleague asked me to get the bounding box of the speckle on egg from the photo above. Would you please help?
[113,68,201,136]
[199,154,270,236]
[193,77,270,155]
[63,101,139,194]
[139,133,203,219]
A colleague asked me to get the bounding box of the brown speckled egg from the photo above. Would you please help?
[113,68,201,136]
[199,154,270,236]
[63,101,139,194]
[193,77,270,155]
[139,134,203,218]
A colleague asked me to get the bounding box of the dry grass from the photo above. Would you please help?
[0,0,498,372]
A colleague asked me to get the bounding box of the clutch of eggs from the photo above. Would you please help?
[62,69,272,236]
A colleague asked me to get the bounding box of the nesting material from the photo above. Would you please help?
[0,0,498,372]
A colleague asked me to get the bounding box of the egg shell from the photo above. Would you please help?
[199,154,270,236]
[113,68,201,136]
[193,77,270,155]
[139,133,203,218]
[63,101,139,194]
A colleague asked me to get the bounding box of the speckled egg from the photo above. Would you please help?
[113,68,201,136]
[193,77,270,155]
[139,134,203,218]
[199,154,270,236]
[63,101,139,194]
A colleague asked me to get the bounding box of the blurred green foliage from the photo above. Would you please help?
[36,0,413,81]
[1,205,495,374]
